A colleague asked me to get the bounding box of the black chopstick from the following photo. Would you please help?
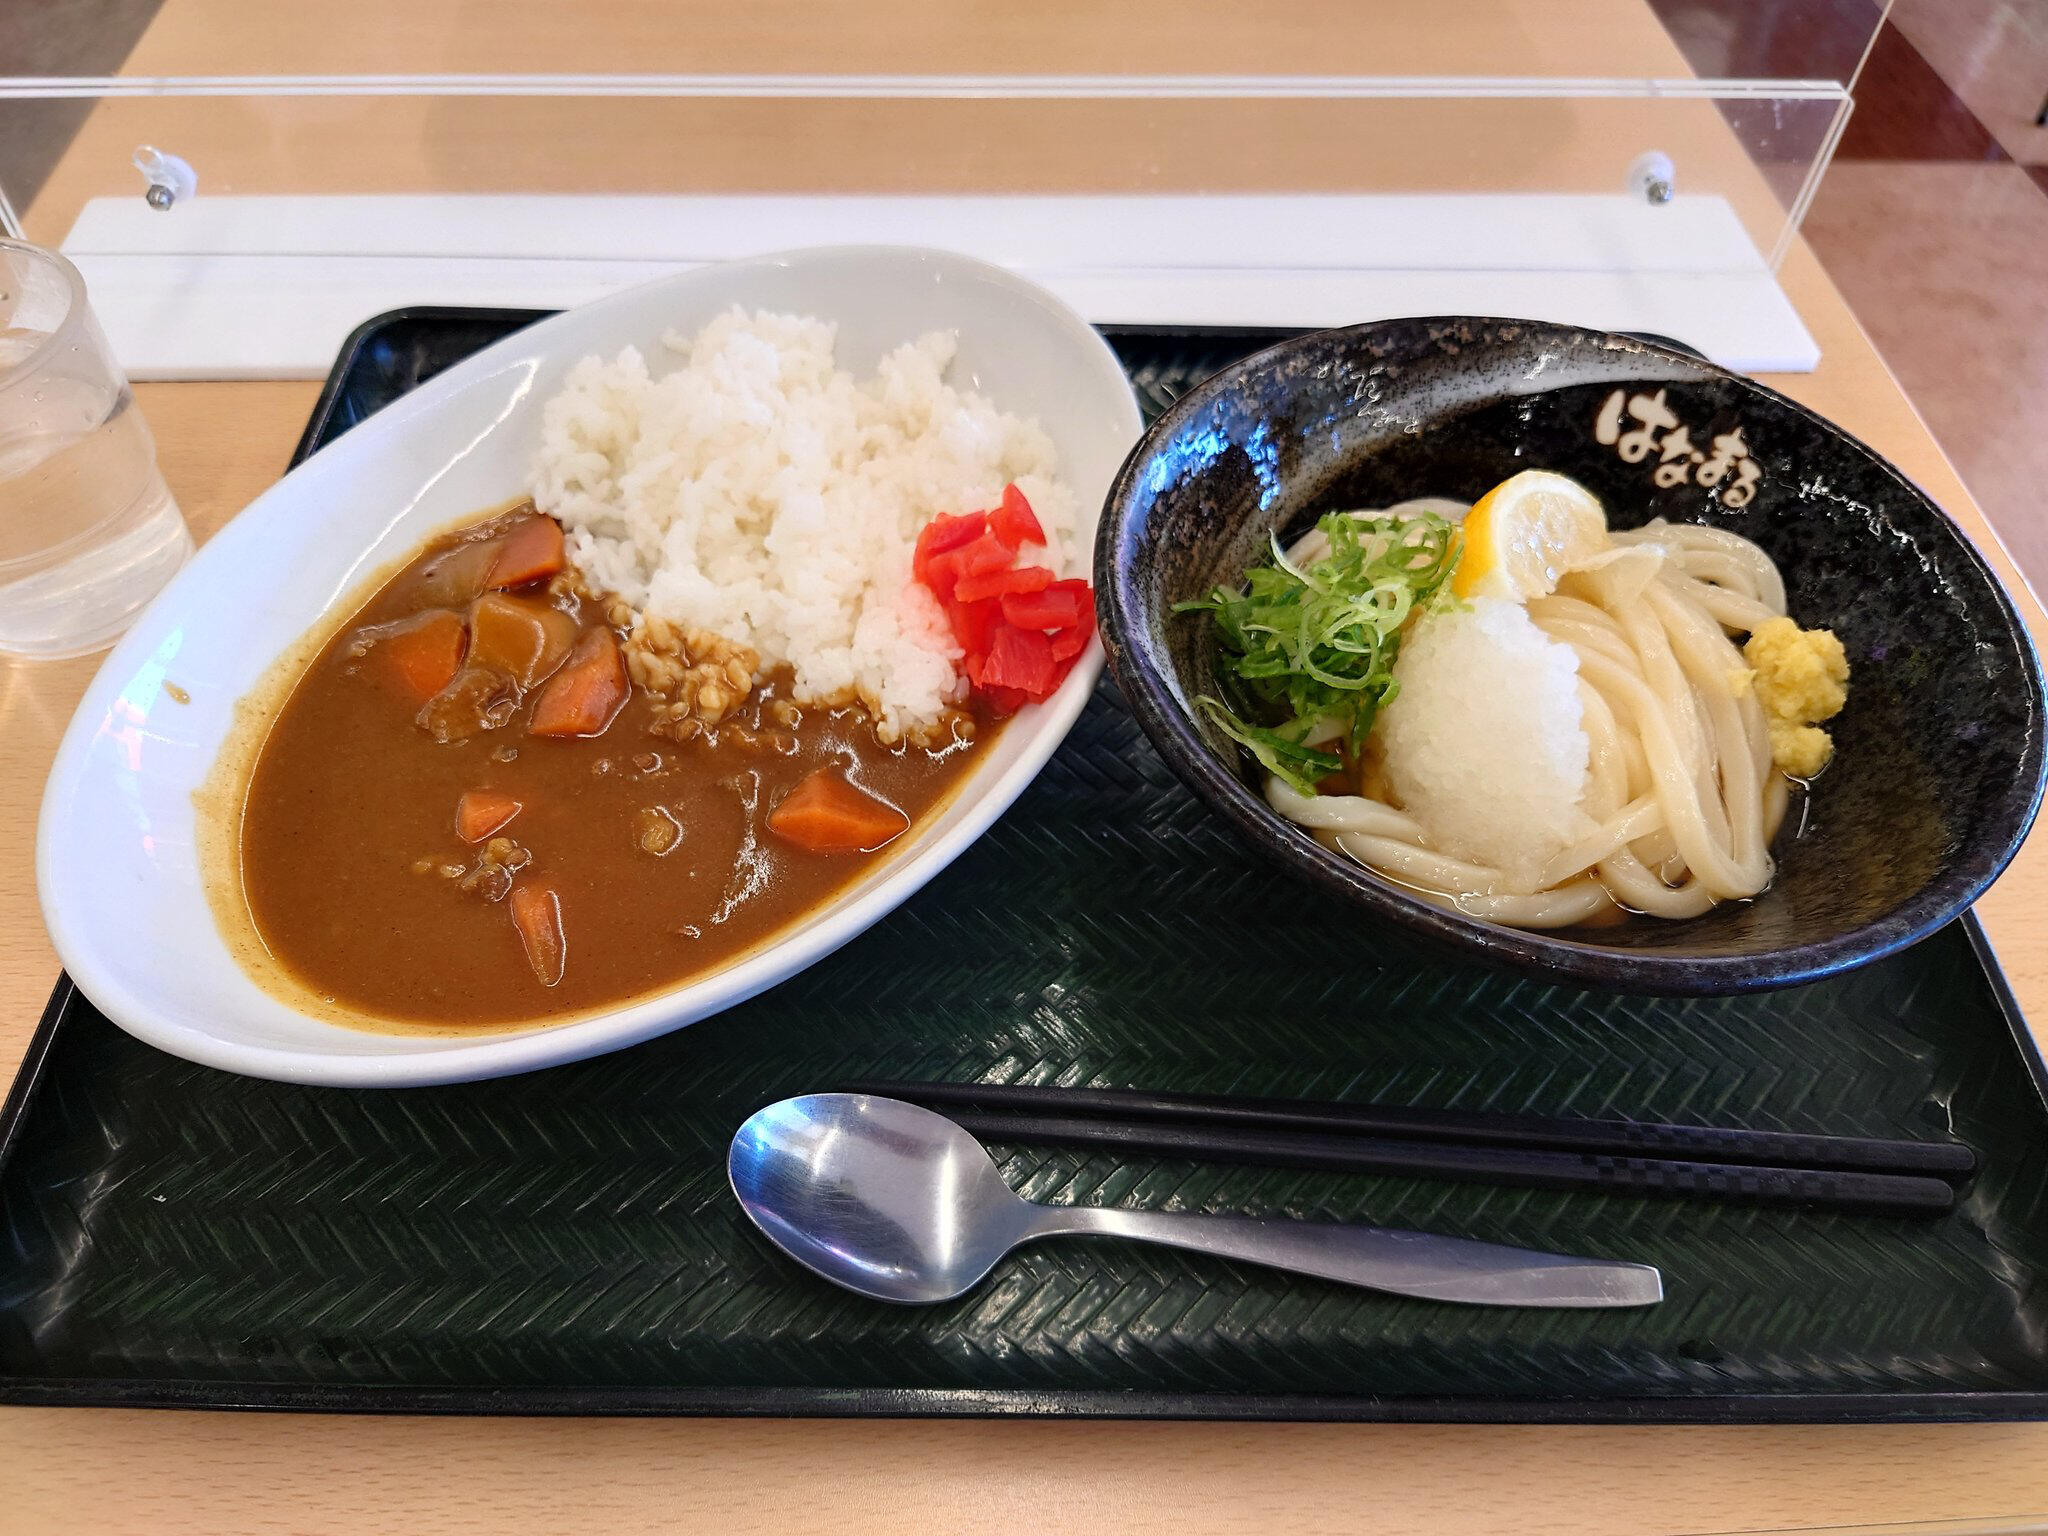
[844,1079,1975,1179]
[935,1109,1955,1217]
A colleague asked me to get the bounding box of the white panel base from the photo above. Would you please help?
[61,193,1820,379]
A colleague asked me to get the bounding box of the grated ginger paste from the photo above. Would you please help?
[1736,616,1850,778]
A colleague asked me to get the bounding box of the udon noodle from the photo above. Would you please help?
[1264,512,1803,929]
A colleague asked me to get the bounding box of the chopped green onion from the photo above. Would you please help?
[1176,509,1459,795]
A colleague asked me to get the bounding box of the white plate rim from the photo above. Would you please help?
[36,244,1139,1086]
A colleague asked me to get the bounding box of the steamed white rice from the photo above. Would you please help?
[527,307,1075,738]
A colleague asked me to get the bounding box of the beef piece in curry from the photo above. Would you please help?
[238,506,990,1026]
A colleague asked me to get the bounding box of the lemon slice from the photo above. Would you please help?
[1452,471,1611,603]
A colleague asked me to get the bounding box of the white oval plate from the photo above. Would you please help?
[37,246,1141,1086]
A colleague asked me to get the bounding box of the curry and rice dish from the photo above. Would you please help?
[229,310,1094,1025]
[1184,470,1849,930]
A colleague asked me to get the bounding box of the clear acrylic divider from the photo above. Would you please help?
[0,75,1851,377]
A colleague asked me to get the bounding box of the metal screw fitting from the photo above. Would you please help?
[133,145,197,212]
[1627,150,1677,207]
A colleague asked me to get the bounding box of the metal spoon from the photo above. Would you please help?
[729,1094,1663,1308]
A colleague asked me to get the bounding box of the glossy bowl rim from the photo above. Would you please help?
[1096,316,2048,995]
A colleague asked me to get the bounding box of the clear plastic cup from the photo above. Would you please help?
[0,239,192,660]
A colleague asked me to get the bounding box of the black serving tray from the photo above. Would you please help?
[5,309,2048,1422]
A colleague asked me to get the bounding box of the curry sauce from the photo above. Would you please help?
[237,508,990,1026]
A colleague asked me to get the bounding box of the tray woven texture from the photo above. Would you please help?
[3,315,2046,1421]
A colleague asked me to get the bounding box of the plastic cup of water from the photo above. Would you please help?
[0,238,192,660]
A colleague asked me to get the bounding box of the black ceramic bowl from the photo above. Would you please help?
[1096,317,2048,994]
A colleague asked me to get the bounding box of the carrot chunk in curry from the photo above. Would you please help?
[508,880,568,987]
[375,610,467,701]
[455,788,522,843]
[487,515,567,590]
[236,503,994,1026]
[767,768,911,854]
[528,627,629,738]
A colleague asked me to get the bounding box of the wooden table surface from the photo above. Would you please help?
[10,2,2048,1532]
